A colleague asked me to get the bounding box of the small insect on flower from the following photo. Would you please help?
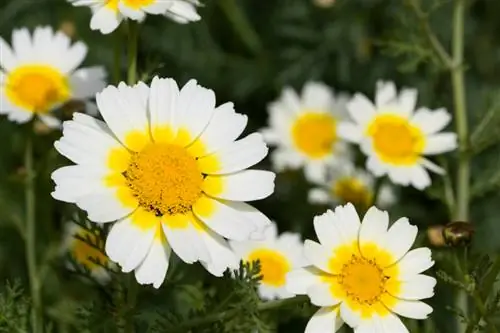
[230,222,307,300]
[63,221,113,284]
[308,162,395,211]
[51,77,275,288]
[67,0,201,35]
[338,81,457,190]
[0,26,106,127]
[260,82,352,183]
[286,203,436,333]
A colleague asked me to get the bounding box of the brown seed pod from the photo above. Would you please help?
[442,221,474,247]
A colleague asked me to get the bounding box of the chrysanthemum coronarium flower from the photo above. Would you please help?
[286,203,436,333]
[68,0,201,34]
[260,82,351,183]
[63,221,112,284]
[338,81,457,190]
[0,26,106,127]
[51,77,275,288]
[229,222,306,300]
[308,163,395,210]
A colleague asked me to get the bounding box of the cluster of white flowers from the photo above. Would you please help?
[0,3,450,332]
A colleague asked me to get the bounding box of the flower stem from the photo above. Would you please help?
[25,123,42,333]
[171,295,308,332]
[127,20,138,85]
[113,28,122,84]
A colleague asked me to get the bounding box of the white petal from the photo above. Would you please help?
[378,313,409,333]
[61,40,88,74]
[197,133,268,174]
[421,158,445,175]
[308,188,330,205]
[191,102,248,156]
[134,237,171,288]
[176,79,216,145]
[203,170,275,202]
[192,196,258,241]
[339,302,362,328]
[366,155,387,177]
[346,93,376,126]
[286,266,321,295]
[96,83,149,148]
[389,299,433,320]
[313,210,343,251]
[301,82,333,110]
[305,307,344,333]
[333,203,361,244]
[384,217,418,264]
[91,6,122,34]
[199,229,239,276]
[386,166,412,187]
[0,36,17,70]
[358,206,389,251]
[411,107,452,134]
[149,76,179,136]
[70,66,107,99]
[77,188,136,223]
[39,115,61,129]
[304,163,327,184]
[11,28,32,64]
[409,164,432,190]
[162,216,209,264]
[308,282,341,306]
[337,122,363,143]
[118,2,146,20]
[281,87,302,113]
[105,217,155,271]
[423,133,458,155]
[375,81,397,107]
[304,240,333,274]
[396,274,437,300]
[396,247,435,279]
[270,148,304,172]
[165,1,201,23]
[398,88,418,116]
[143,0,172,14]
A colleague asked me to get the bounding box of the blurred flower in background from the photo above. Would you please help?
[308,162,395,211]
[63,221,112,284]
[261,82,351,183]
[0,26,106,128]
[68,0,201,34]
[339,81,457,190]
[230,222,306,300]
[287,204,436,333]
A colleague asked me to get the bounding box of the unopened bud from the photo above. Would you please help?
[427,225,446,247]
[443,221,474,247]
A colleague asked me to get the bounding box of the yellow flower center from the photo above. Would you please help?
[338,256,387,305]
[5,65,70,113]
[247,248,291,287]
[291,111,337,159]
[122,0,155,9]
[124,143,203,216]
[332,177,373,208]
[105,0,119,10]
[367,114,424,165]
[71,229,109,271]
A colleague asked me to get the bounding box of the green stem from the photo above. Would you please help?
[171,295,308,332]
[125,275,138,333]
[127,20,138,85]
[113,28,122,84]
[25,124,42,333]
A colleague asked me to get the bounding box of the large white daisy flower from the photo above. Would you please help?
[51,77,275,288]
[68,0,201,34]
[0,26,106,127]
[286,203,436,333]
[308,162,395,210]
[229,222,306,300]
[260,82,351,183]
[338,81,457,190]
[63,221,112,284]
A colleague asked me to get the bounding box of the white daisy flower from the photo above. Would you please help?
[68,0,201,34]
[338,81,457,190]
[0,26,106,127]
[308,163,395,210]
[286,203,436,333]
[260,82,351,183]
[51,77,275,288]
[229,222,306,300]
[63,221,112,284]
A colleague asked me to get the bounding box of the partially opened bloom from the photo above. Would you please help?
[68,0,200,34]
[51,77,274,288]
[308,163,395,210]
[260,82,351,183]
[230,222,306,300]
[0,26,106,127]
[63,221,112,284]
[287,203,436,333]
[338,81,457,190]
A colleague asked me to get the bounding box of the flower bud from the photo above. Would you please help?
[427,225,446,247]
[443,221,474,247]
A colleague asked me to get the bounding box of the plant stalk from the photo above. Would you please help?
[25,123,42,333]
[127,20,138,85]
